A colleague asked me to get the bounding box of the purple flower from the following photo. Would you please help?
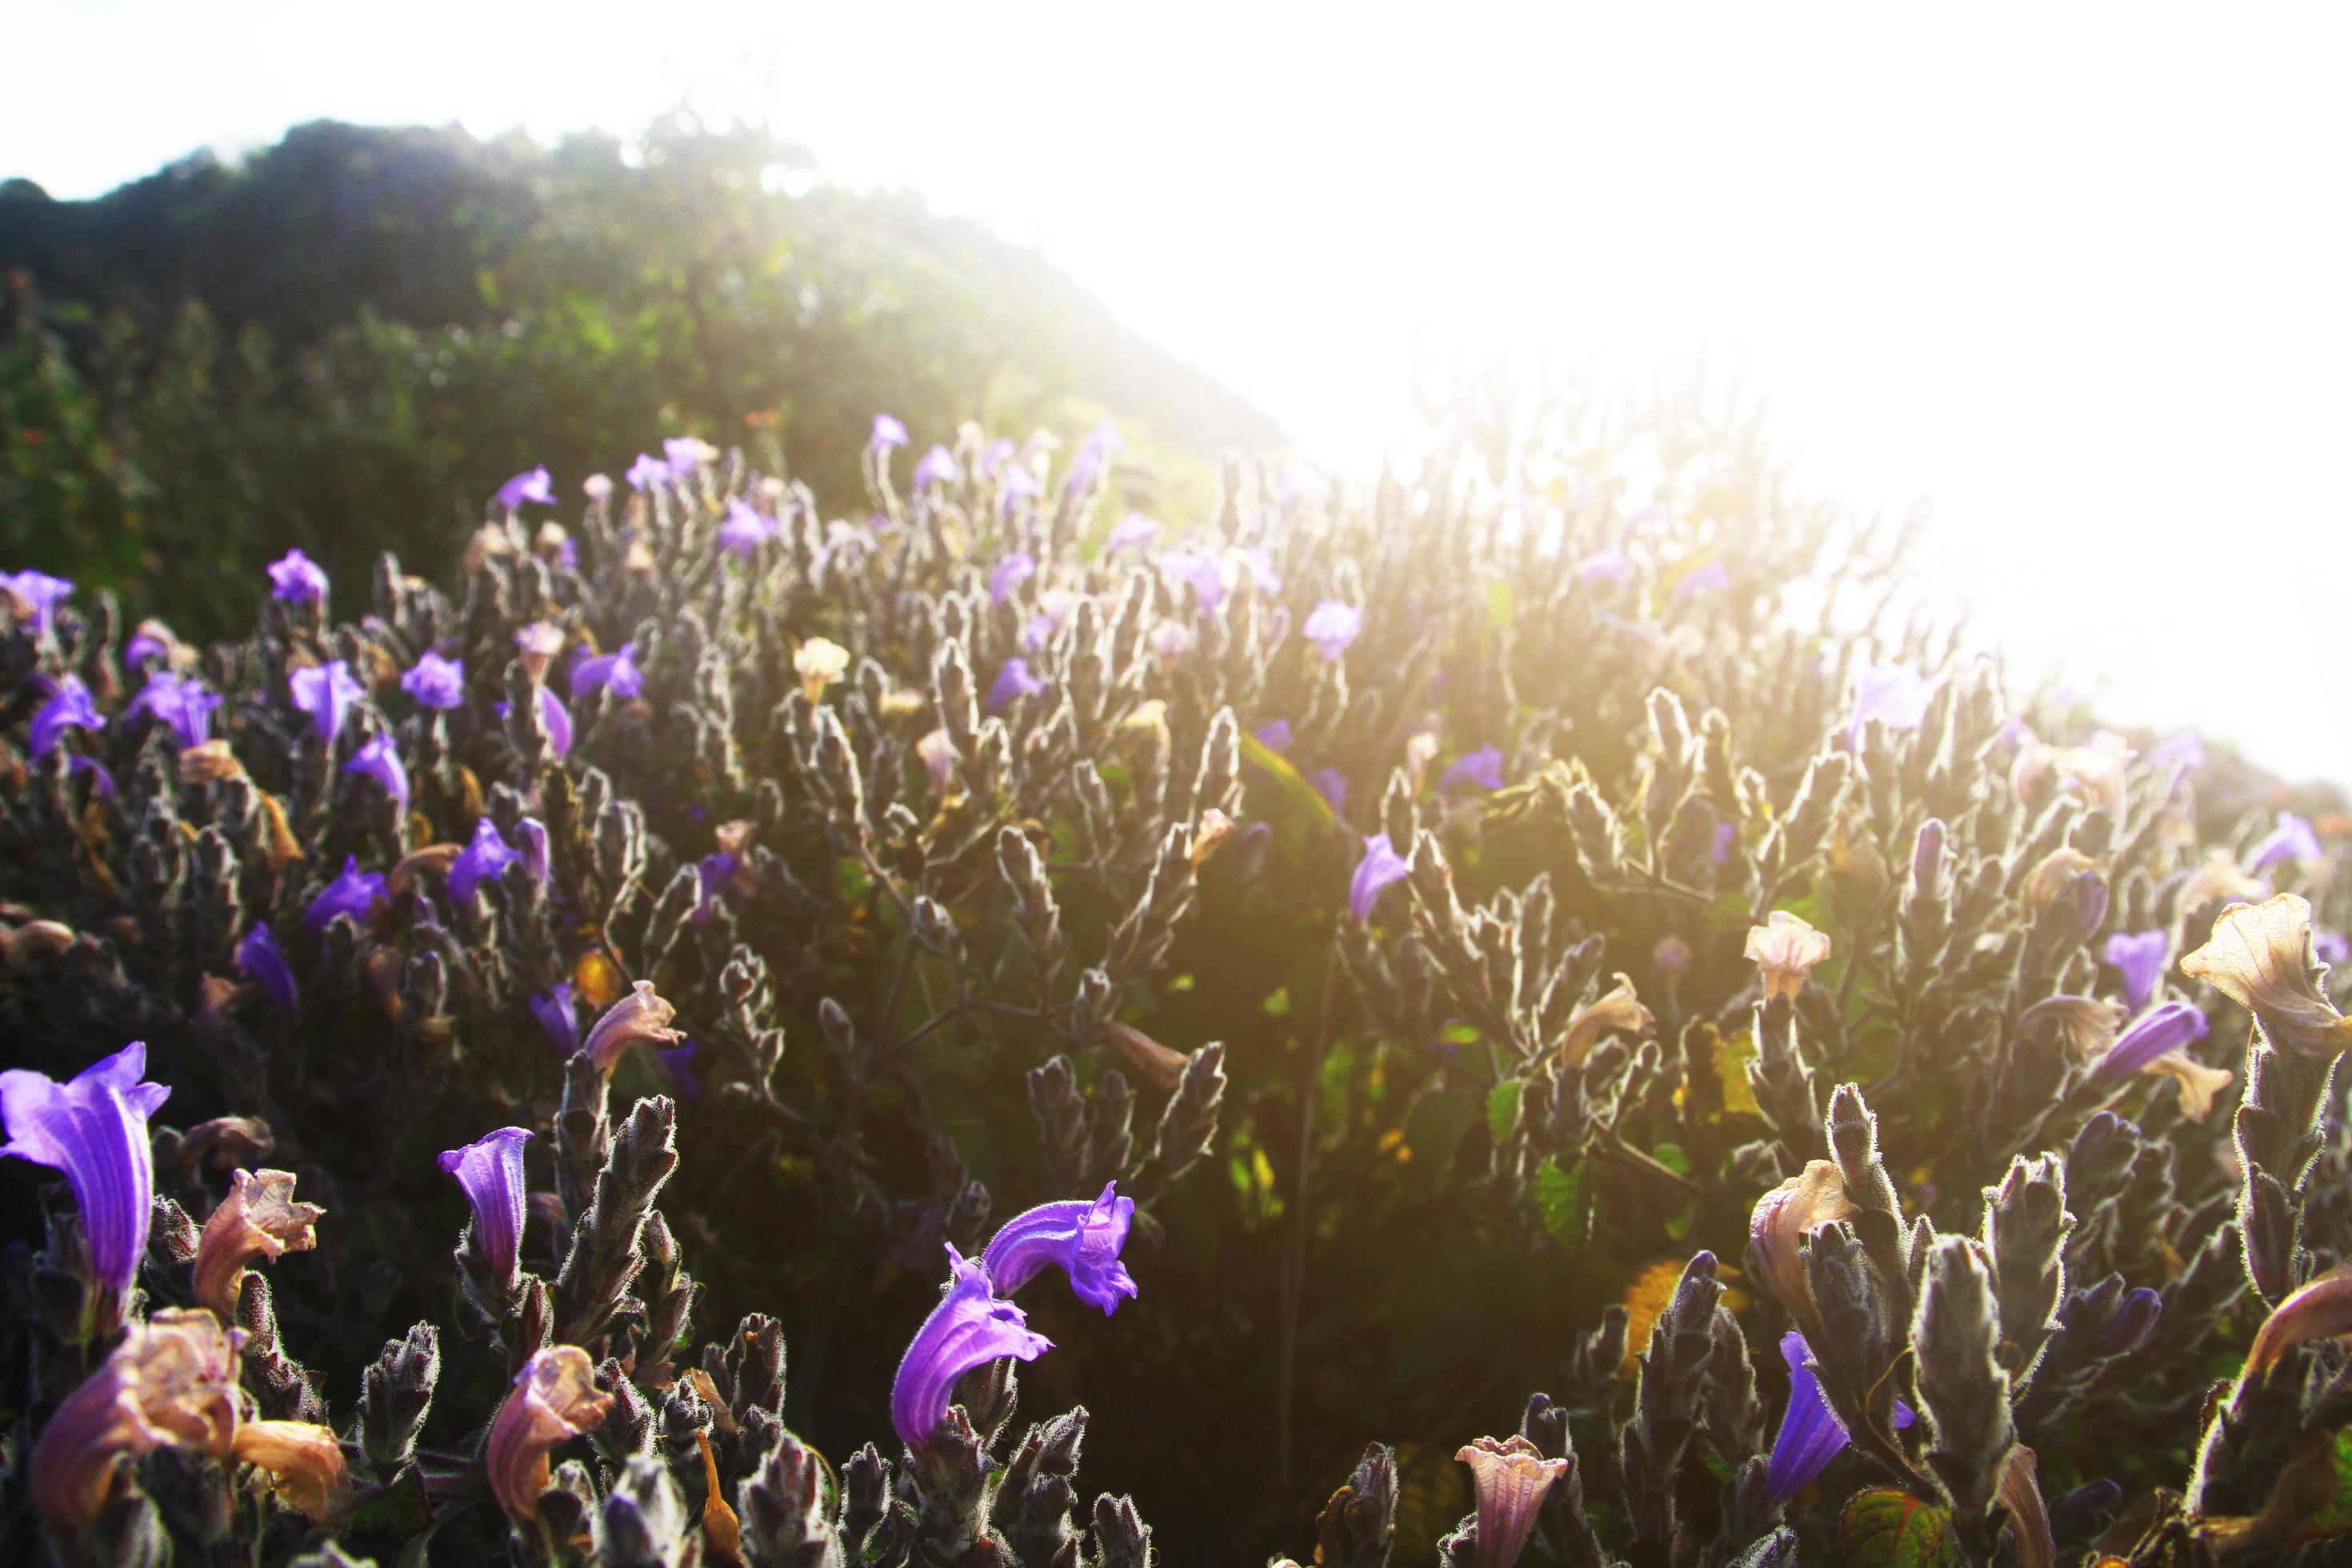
[266,549,329,605]
[572,644,643,702]
[1575,546,1633,584]
[236,924,298,1011]
[124,674,220,750]
[1350,834,1410,922]
[30,677,104,759]
[401,651,466,710]
[1253,719,1294,754]
[658,1039,702,1101]
[1107,512,1161,553]
[1849,664,1932,745]
[693,851,743,927]
[1235,546,1282,594]
[123,620,176,669]
[625,453,670,491]
[2103,930,2170,1014]
[2249,811,2323,874]
[1303,600,1362,662]
[2318,929,2352,969]
[990,554,1037,606]
[986,658,1047,713]
[2,570,75,634]
[1766,1331,1914,1505]
[437,1127,531,1287]
[341,734,410,814]
[1309,768,1350,816]
[912,445,961,490]
[450,818,523,906]
[870,414,910,452]
[0,1042,170,1295]
[1673,560,1734,600]
[495,466,554,510]
[981,1182,1137,1315]
[890,1245,1052,1450]
[2146,730,2207,778]
[662,437,711,474]
[979,437,1016,478]
[68,757,114,801]
[288,660,363,747]
[1064,421,1121,494]
[529,985,578,1053]
[2095,1001,2210,1081]
[496,687,573,757]
[718,498,776,559]
[304,856,388,931]
[514,818,550,882]
[1160,549,1227,618]
[1438,745,1506,793]
[2093,1286,2163,1356]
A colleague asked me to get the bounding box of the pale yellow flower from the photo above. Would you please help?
[795,636,851,703]
[1745,910,1832,1001]
[2182,893,2352,1060]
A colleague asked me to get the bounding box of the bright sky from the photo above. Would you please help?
[10,2,2350,783]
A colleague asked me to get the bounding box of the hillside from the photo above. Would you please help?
[0,116,1282,637]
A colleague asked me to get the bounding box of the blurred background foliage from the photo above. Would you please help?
[0,114,1278,640]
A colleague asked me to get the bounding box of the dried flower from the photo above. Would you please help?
[514,621,565,682]
[582,980,685,1076]
[178,740,245,784]
[2024,847,2100,909]
[890,1244,1052,1450]
[401,650,465,709]
[2181,894,2352,1059]
[1439,745,1506,793]
[1749,1162,1855,1334]
[795,636,850,703]
[982,1182,1138,1314]
[305,856,389,930]
[233,1418,353,1521]
[2144,1050,2234,1121]
[341,734,410,813]
[266,548,329,604]
[917,727,957,793]
[1,1041,170,1294]
[1102,1022,1191,1092]
[1350,834,1410,922]
[287,660,363,747]
[2019,994,2127,1060]
[194,1167,324,1317]
[485,1346,614,1524]
[1559,973,1654,1064]
[2243,1262,2352,1381]
[1454,1435,1570,1568]
[438,1126,532,1286]
[1746,910,1833,1001]
[29,1309,240,1534]
[2180,851,2266,911]
[496,466,555,510]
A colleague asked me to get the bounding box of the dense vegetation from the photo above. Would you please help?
[0,118,1276,640]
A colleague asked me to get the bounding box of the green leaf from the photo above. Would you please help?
[346,1462,433,1538]
[1650,1142,1693,1177]
[1238,729,1338,828]
[1536,1156,1593,1248]
[1839,1489,1956,1568]
[1486,1081,1523,1143]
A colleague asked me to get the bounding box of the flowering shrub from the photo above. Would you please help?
[0,391,2347,1566]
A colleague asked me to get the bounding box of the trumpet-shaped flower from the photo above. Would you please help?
[2244,1262,2352,1382]
[794,637,850,703]
[572,643,643,702]
[870,413,909,451]
[718,497,777,558]
[288,659,363,747]
[1575,545,1634,584]
[986,657,1047,713]
[662,436,713,474]
[1108,512,1161,552]
[1766,1330,1914,1504]
[1303,599,1362,662]
[990,553,1037,605]
[2103,929,2170,1014]
[1350,834,1410,922]
[2,570,74,634]
[30,677,104,759]
[625,453,670,491]
[194,1166,323,1317]
[304,856,389,930]
[486,1346,613,1523]
[1454,1435,1571,1568]
[236,923,298,1010]
[890,1244,1053,1450]
[438,1127,532,1287]
[234,1418,353,1522]
[0,1042,170,1294]
[2094,1002,2210,1081]
[123,618,179,669]
[495,686,573,757]
[2182,893,2352,1060]
[342,734,410,814]
[1749,1161,1855,1336]
[1559,974,1654,1064]
[981,1182,1138,1314]
[401,650,466,710]
[495,466,554,510]
[530,985,579,1054]
[128,672,222,749]
[582,980,685,1076]
[1848,664,1931,743]
[266,549,329,604]
[1440,745,1506,793]
[912,445,960,490]
[1746,911,1833,1001]
[28,1309,238,1534]
[448,817,522,906]
[2249,810,2323,874]
[1253,718,1294,754]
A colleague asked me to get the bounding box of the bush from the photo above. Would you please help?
[0,389,2344,1566]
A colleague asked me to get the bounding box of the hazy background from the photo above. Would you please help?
[11,0,2348,780]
